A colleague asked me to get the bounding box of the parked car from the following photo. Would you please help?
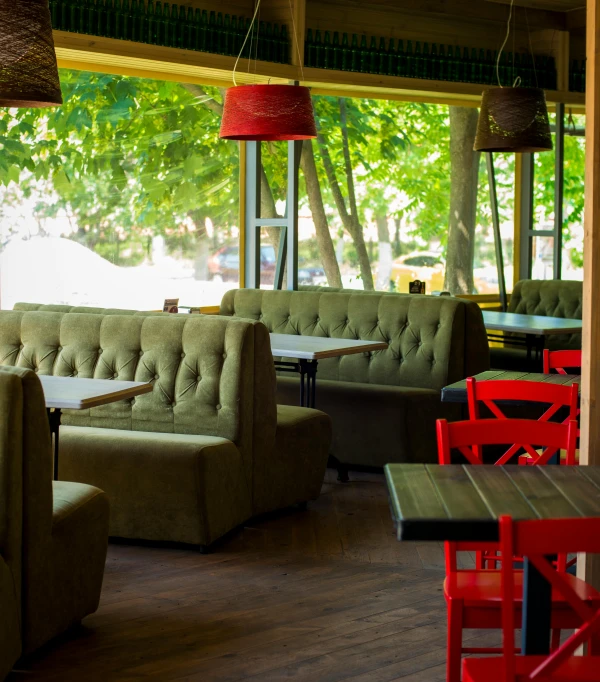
[298,266,327,286]
[208,245,277,284]
[390,252,445,293]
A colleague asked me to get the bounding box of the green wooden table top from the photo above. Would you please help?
[385,464,600,542]
[441,370,581,404]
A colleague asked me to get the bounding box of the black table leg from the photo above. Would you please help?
[522,556,552,655]
[299,359,318,409]
[46,407,62,481]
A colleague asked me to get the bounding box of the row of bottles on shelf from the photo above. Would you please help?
[49,0,291,63]
[569,60,586,93]
[305,30,558,90]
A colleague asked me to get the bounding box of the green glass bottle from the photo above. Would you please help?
[270,24,280,63]
[129,0,139,41]
[122,0,132,40]
[107,0,117,38]
[139,0,150,43]
[368,36,377,74]
[359,35,369,73]
[475,48,485,84]
[167,4,177,48]
[69,0,79,33]
[177,5,186,49]
[184,6,194,50]
[314,29,324,68]
[378,37,387,75]
[207,10,216,52]
[331,31,341,70]
[422,42,430,78]
[305,28,315,67]
[460,46,469,82]
[230,15,240,55]
[323,31,332,69]
[341,33,350,71]
[548,56,558,90]
[59,0,70,31]
[470,48,479,83]
[242,18,252,58]
[350,34,360,72]
[146,0,156,44]
[446,45,456,82]
[414,41,423,78]
[78,0,89,34]
[216,13,225,55]
[223,14,232,55]
[153,1,162,44]
[198,10,208,51]
[386,37,397,76]
[437,44,446,80]
[405,40,414,77]
[264,22,274,62]
[430,43,439,80]
[396,39,405,77]
[49,0,59,29]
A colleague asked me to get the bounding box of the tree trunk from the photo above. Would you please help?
[444,106,481,294]
[375,213,392,291]
[338,98,374,290]
[316,123,374,290]
[188,209,209,280]
[300,139,342,288]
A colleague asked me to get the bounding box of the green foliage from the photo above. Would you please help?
[0,70,239,265]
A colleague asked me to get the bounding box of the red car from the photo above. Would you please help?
[208,245,277,284]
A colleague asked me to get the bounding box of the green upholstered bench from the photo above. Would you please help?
[219,289,490,468]
[490,279,582,371]
[0,310,331,549]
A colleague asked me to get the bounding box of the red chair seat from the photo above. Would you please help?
[463,654,600,682]
[444,570,600,608]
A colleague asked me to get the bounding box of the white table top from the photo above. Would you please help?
[39,375,153,410]
[269,333,388,360]
[482,311,583,336]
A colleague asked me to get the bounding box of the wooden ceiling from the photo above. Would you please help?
[484,0,585,11]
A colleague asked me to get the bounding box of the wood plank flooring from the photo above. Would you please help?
[9,471,455,682]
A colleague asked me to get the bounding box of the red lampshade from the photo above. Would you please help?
[220,84,317,141]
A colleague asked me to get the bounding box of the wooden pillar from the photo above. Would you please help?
[579,0,600,588]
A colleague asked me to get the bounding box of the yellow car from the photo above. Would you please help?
[390,252,445,294]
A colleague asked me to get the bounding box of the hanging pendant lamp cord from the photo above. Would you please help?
[496,0,516,88]
[288,0,305,81]
[232,0,262,86]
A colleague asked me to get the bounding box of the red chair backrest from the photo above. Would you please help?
[466,377,579,463]
[543,349,582,375]
[436,417,578,466]
[498,515,600,681]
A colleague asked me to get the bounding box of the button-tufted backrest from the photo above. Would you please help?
[0,311,277,492]
[508,280,582,350]
[220,289,489,390]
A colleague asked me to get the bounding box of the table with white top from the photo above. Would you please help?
[269,333,388,409]
[40,375,153,480]
[482,310,582,360]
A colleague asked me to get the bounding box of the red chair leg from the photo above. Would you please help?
[446,598,464,682]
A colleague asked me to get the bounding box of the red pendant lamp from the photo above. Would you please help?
[219,0,316,141]
[220,84,316,141]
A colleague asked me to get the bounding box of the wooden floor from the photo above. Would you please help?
[10,471,458,682]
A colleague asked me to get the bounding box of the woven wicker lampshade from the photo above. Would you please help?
[474,87,552,153]
[0,0,62,108]
[220,84,317,141]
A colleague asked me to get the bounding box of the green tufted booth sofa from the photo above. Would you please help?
[219,289,490,468]
[0,365,109,676]
[490,279,583,371]
[0,310,331,549]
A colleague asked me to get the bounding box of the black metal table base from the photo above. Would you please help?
[522,556,554,655]
[274,359,349,482]
[47,407,62,481]
[486,332,545,363]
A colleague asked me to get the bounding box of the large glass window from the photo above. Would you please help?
[0,69,239,310]
[260,95,514,295]
[532,110,585,281]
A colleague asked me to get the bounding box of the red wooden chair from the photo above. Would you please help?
[438,418,581,682]
[544,349,582,375]
[465,377,579,466]
[462,515,600,682]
